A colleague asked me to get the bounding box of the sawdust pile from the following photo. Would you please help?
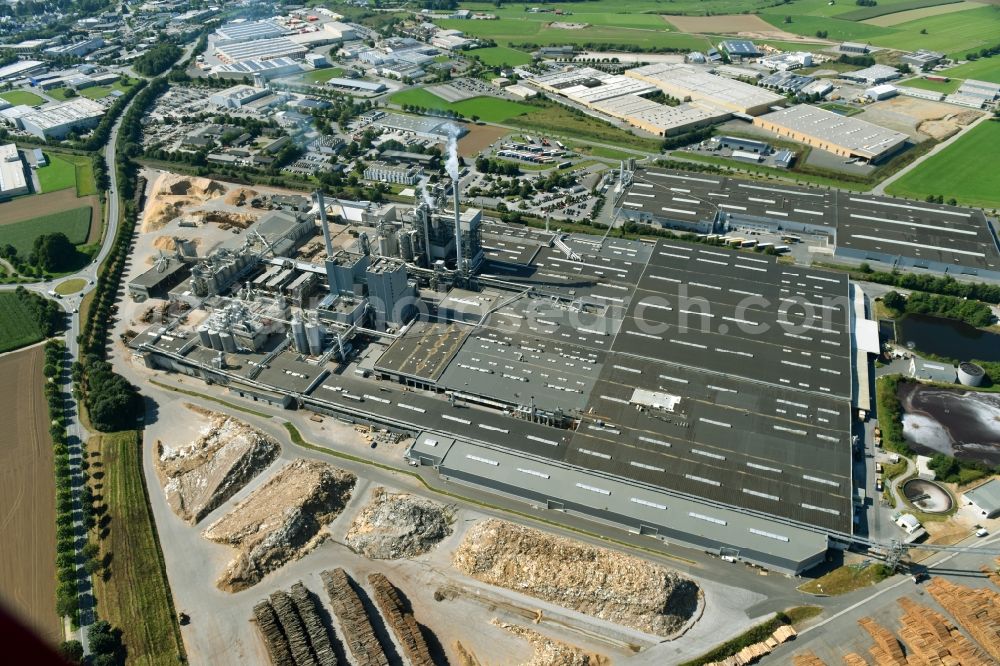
[918,110,984,140]
[204,459,356,592]
[153,236,201,251]
[141,173,228,232]
[225,187,258,205]
[155,409,280,525]
[345,487,454,560]
[491,620,607,666]
[453,519,699,637]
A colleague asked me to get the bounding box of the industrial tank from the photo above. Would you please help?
[219,332,237,353]
[207,329,222,350]
[305,320,324,356]
[399,230,415,263]
[958,362,985,387]
[290,313,309,354]
[197,325,212,348]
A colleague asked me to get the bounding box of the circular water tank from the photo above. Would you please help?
[902,478,953,514]
[958,362,985,387]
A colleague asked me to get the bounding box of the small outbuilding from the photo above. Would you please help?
[963,479,1000,519]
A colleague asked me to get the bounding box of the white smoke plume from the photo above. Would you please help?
[444,122,461,183]
[419,185,434,208]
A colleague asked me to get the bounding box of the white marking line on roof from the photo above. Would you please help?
[850,196,970,217]
[629,192,655,198]
[527,435,559,446]
[670,187,691,193]
[442,414,472,425]
[624,201,644,208]
[718,204,746,211]
[673,197,701,205]
[850,235,985,258]
[748,197,775,204]
[661,244,693,252]
[794,208,824,216]
[739,183,825,197]
[660,206,698,216]
[849,213,977,236]
[632,182,653,188]
[765,210,788,217]
[646,171,719,184]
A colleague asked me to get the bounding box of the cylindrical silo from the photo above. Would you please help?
[305,320,324,356]
[207,329,222,351]
[958,362,985,387]
[291,313,309,354]
[197,325,212,348]
[219,332,237,353]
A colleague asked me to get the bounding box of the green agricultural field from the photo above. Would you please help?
[887,121,1000,209]
[897,76,962,93]
[837,0,963,22]
[940,57,1000,84]
[0,207,91,256]
[0,292,46,353]
[436,17,711,51]
[0,89,45,106]
[512,102,664,153]
[868,6,1000,58]
[760,13,895,42]
[302,67,346,84]
[91,430,186,666]
[469,46,533,67]
[391,88,534,123]
[36,153,97,196]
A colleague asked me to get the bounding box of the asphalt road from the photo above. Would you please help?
[0,109,127,654]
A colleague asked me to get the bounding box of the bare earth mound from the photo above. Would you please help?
[453,519,699,637]
[156,409,281,524]
[491,620,607,666]
[345,487,454,559]
[204,459,356,592]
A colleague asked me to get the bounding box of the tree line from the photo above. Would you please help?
[882,289,994,328]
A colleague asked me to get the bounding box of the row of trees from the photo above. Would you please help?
[856,265,1000,304]
[42,341,93,641]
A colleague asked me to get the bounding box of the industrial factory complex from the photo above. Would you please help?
[616,167,1000,280]
[124,156,1000,575]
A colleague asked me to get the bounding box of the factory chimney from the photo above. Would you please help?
[453,179,463,274]
[314,190,334,257]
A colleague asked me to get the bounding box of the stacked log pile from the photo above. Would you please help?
[252,582,338,666]
[858,617,907,666]
[896,597,994,665]
[927,578,1000,660]
[321,568,389,666]
[367,572,435,666]
[290,582,338,666]
[253,600,295,666]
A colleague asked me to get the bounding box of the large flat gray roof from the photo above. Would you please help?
[424,436,831,565]
[621,168,1000,274]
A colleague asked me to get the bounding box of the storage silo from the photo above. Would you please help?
[291,313,309,354]
[958,362,985,387]
[197,325,212,348]
[207,329,222,350]
[219,332,237,353]
[305,320,324,356]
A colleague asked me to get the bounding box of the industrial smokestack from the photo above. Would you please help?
[315,190,334,257]
[453,181,463,274]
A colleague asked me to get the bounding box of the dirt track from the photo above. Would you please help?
[0,345,61,646]
[0,190,101,243]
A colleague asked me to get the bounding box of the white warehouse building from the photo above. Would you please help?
[20,98,105,139]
